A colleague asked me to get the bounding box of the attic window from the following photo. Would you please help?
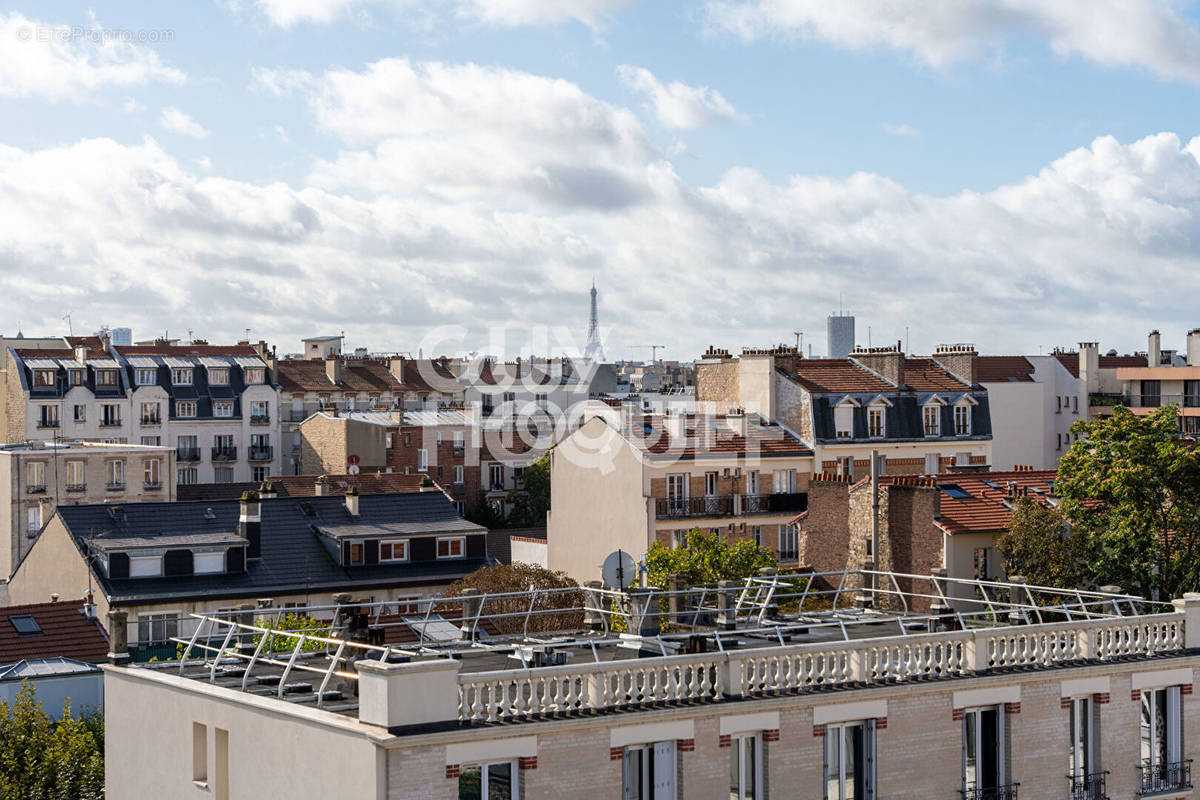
[938,483,971,500]
[9,615,42,636]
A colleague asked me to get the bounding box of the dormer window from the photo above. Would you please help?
[834,398,858,439]
[33,369,55,387]
[214,400,234,417]
[954,403,972,435]
[208,368,230,386]
[69,369,84,386]
[135,368,157,386]
[176,400,197,418]
[243,367,265,384]
[96,369,118,387]
[867,405,886,438]
[437,536,465,559]
[923,405,941,437]
[171,368,193,386]
[380,539,409,562]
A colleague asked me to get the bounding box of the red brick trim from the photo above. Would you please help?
[610,747,624,761]
[677,739,695,752]
[518,757,538,771]
[446,765,460,779]
[1182,685,1194,696]
[1096,693,1110,704]
[1004,702,1020,714]
[719,734,732,748]
[1132,689,1141,703]
[875,717,887,730]
[812,725,825,738]
[763,729,780,742]
[952,708,964,721]
[1060,698,1072,709]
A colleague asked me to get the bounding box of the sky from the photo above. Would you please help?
[3,1,1200,361]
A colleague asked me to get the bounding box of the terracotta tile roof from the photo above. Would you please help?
[877,468,1058,534]
[976,356,1035,383]
[1054,351,1148,379]
[628,413,812,458]
[901,358,973,391]
[789,359,896,392]
[177,473,428,501]
[116,344,259,357]
[276,358,449,394]
[0,601,109,663]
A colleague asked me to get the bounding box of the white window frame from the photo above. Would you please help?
[141,402,160,425]
[489,463,504,490]
[144,458,161,488]
[834,402,855,439]
[962,705,1005,796]
[437,536,466,559]
[26,461,45,491]
[1141,686,1183,774]
[26,506,41,535]
[213,400,234,418]
[176,400,197,418]
[243,367,265,384]
[128,553,162,578]
[1068,695,1095,785]
[379,539,410,563]
[348,540,365,566]
[418,449,429,473]
[457,759,519,800]
[73,404,86,423]
[729,733,762,800]
[208,367,230,386]
[194,551,225,575]
[66,460,85,489]
[773,469,797,494]
[136,611,177,644]
[923,404,941,437]
[135,368,156,386]
[954,403,972,436]
[622,741,676,800]
[779,524,798,560]
[453,464,465,485]
[177,466,198,486]
[867,405,885,438]
[106,459,124,489]
[824,720,875,800]
[171,367,193,386]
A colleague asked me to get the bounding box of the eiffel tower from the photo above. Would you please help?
[584,280,605,361]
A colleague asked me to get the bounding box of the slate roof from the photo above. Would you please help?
[56,492,489,604]
[176,473,428,502]
[0,601,109,663]
[875,468,1058,534]
[625,413,813,459]
[977,356,1036,383]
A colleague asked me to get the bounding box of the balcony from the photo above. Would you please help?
[250,413,271,425]
[37,420,60,429]
[742,492,808,514]
[141,417,161,426]
[1139,759,1192,795]
[1092,393,1200,409]
[1067,770,1108,800]
[106,482,125,491]
[655,495,733,519]
[98,419,123,428]
[25,485,46,495]
[959,784,1019,800]
[144,481,162,490]
[211,447,238,462]
[65,484,86,493]
[176,447,201,462]
[248,445,274,462]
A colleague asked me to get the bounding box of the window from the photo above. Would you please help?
[141,402,160,424]
[923,405,940,437]
[68,369,84,386]
[26,507,41,535]
[176,401,197,418]
[536,393,548,409]
[750,526,763,546]
[623,742,675,800]
[209,467,232,483]
[1140,686,1184,794]
[490,463,504,490]
[137,612,178,645]
[704,471,718,497]
[101,404,121,427]
[349,541,365,566]
[243,367,265,384]
[671,530,688,549]
[252,466,268,482]
[95,369,117,387]
[824,720,875,799]
[214,434,234,453]
[834,403,854,438]
[135,368,156,386]
[38,405,59,428]
[178,467,198,485]
[837,457,854,480]
[208,367,229,386]
[73,404,86,423]
[418,449,429,473]
[437,536,465,559]
[779,524,798,560]
[503,391,516,404]
[249,400,269,421]
[25,461,45,492]
[171,367,193,386]
[454,465,464,485]
[33,369,55,387]
[107,460,124,489]
[924,453,941,474]
[729,734,761,800]
[773,469,797,494]
[1140,379,1162,408]
[141,457,161,487]
[66,460,85,490]
[458,760,517,800]
[954,404,972,435]
[453,431,465,448]
[1067,696,1099,798]
[213,400,233,418]
[962,706,1006,799]
[454,501,466,516]
[141,436,161,446]
[380,539,409,562]
[867,406,885,438]
[193,722,207,784]
[9,615,42,636]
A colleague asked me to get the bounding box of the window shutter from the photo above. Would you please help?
[365,539,380,565]
[108,552,130,579]
[652,741,676,800]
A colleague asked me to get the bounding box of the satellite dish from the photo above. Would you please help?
[347,464,360,475]
[602,550,637,590]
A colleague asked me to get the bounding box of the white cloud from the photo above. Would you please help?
[460,0,634,29]
[0,12,184,101]
[705,0,1200,84]
[122,97,145,113]
[252,0,363,27]
[616,65,745,129]
[883,122,920,137]
[248,0,630,29]
[160,107,209,139]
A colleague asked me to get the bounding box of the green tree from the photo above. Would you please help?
[1057,404,1200,599]
[0,682,103,800]
[644,528,777,588]
[444,563,584,634]
[464,491,508,529]
[995,496,1088,588]
[505,454,550,528]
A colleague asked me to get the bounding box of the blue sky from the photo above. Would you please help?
[3,0,1200,360]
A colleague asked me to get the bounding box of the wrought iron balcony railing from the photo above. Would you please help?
[1067,770,1108,800]
[959,783,1019,800]
[1139,759,1191,795]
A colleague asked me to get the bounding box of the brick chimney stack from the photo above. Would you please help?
[850,341,905,387]
[326,354,342,385]
[1148,330,1161,367]
[933,344,978,387]
[238,491,262,559]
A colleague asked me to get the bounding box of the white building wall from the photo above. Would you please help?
[980,381,1045,470]
[1027,355,1083,468]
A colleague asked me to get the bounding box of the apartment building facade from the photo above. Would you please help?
[548,411,813,582]
[103,581,1200,800]
[0,440,176,581]
[697,343,992,478]
[4,336,280,484]
[1078,329,1200,434]
[977,355,1082,469]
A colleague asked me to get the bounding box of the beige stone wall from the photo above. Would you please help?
[4,350,26,444]
[5,516,96,607]
[694,361,739,405]
[299,414,350,474]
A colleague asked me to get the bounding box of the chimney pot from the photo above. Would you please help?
[345,487,360,516]
[239,491,262,559]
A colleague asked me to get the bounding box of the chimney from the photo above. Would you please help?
[99,330,112,353]
[259,481,278,499]
[1078,342,1100,392]
[933,344,978,387]
[726,411,747,438]
[326,354,342,385]
[354,658,461,728]
[314,477,329,496]
[1189,330,1200,366]
[389,356,406,383]
[74,343,89,363]
[1148,330,1162,367]
[665,413,685,440]
[850,341,905,386]
[106,610,130,665]
[81,589,96,621]
[239,490,262,559]
[345,486,360,516]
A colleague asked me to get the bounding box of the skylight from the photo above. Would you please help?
[10,615,42,636]
[938,483,971,500]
